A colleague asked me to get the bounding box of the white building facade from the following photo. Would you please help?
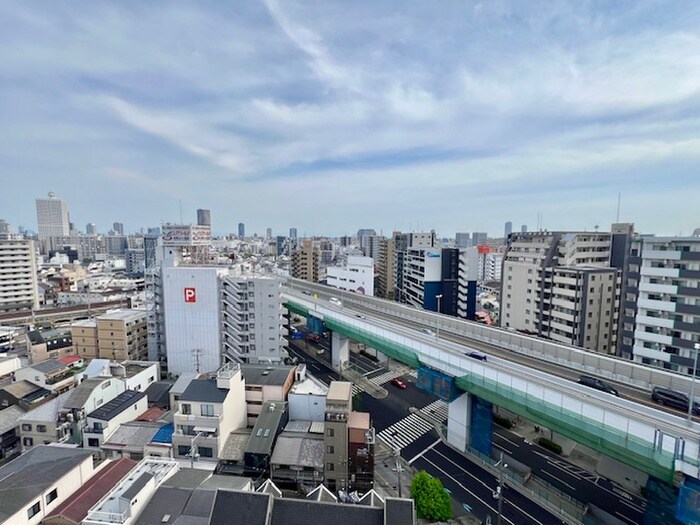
[0,239,39,313]
[326,255,375,296]
[35,192,70,241]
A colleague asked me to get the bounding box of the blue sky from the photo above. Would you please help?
[2,1,700,237]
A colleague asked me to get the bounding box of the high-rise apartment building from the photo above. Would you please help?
[501,231,619,354]
[71,310,148,361]
[357,229,377,255]
[85,223,96,235]
[266,228,272,240]
[471,232,488,247]
[0,220,9,235]
[36,192,70,244]
[455,233,470,248]
[0,239,39,313]
[238,222,245,238]
[112,222,124,235]
[375,237,395,299]
[521,224,528,233]
[621,235,700,375]
[289,227,297,239]
[504,221,513,239]
[221,274,286,363]
[197,209,211,227]
[393,231,436,302]
[291,240,319,283]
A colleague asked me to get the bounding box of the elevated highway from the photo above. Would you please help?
[282,281,700,485]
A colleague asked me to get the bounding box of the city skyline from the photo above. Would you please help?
[3,2,700,236]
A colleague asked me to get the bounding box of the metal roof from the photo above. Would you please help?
[19,390,71,422]
[64,377,112,410]
[0,405,25,434]
[30,358,68,375]
[87,389,146,421]
[180,379,228,404]
[240,364,293,387]
[0,446,93,523]
[245,402,287,455]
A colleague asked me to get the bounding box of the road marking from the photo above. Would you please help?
[408,438,442,465]
[614,510,639,525]
[494,432,520,448]
[493,442,513,456]
[540,470,575,491]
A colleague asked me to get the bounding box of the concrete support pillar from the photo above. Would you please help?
[447,391,472,452]
[331,331,349,371]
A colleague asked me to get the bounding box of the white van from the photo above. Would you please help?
[329,297,342,307]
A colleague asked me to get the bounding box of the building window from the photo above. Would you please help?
[327,445,334,454]
[326,463,335,471]
[201,404,214,417]
[181,404,191,415]
[88,438,99,447]
[178,445,190,456]
[46,489,58,505]
[199,447,213,458]
[37,425,47,433]
[327,428,334,437]
[21,423,32,432]
[28,501,41,519]
[23,437,33,447]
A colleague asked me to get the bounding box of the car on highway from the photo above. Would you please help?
[329,297,342,306]
[302,290,312,296]
[307,333,321,343]
[421,328,434,336]
[578,375,619,396]
[652,386,700,415]
[466,351,487,362]
[390,378,407,389]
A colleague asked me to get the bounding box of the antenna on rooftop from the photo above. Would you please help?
[192,348,203,373]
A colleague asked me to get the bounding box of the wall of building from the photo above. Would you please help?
[0,239,39,312]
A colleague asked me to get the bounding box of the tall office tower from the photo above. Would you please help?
[291,240,319,283]
[455,233,470,248]
[621,233,700,375]
[35,192,70,242]
[471,232,488,247]
[85,223,96,235]
[221,274,286,363]
[375,237,395,299]
[0,239,39,313]
[393,231,436,302]
[504,221,513,239]
[365,235,384,262]
[0,220,10,235]
[521,224,528,233]
[266,228,272,240]
[501,231,619,354]
[238,222,245,238]
[197,209,211,227]
[112,222,124,236]
[339,236,351,247]
[357,228,377,255]
[289,227,297,239]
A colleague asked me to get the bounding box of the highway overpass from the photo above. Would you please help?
[282,281,700,486]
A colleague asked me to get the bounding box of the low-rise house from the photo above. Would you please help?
[287,365,328,422]
[13,359,75,394]
[0,355,21,379]
[270,420,325,489]
[172,363,246,463]
[240,364,295,426]
[101,421,172,461]
[18,391,73,450]
[0,380,51,411]
[43,457,138,525]
[0,446,96,525]
[83,390,148,454]
[26,329,74,364]
[168,372,197,409]
[0,405,25,462]
[244,401,288,477]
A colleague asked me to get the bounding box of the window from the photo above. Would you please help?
[28,501,41,519]
[327,428,334,437]
[23,437,33,447]
[201,404,214,417]
[327,445,335,454]
[181,404,191,415]
[46,489,58,505]
[21,423,32,432]
[178,445,190,456]
[326,463,335,471]
[199,447,213,458]
[88,438,99,447]
[37,425,47,433]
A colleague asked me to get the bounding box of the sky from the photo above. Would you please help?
[2,1,700,238]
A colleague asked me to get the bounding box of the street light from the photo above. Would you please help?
[492,452,507,525]
[689,343,700,420]
[435,294,443,340]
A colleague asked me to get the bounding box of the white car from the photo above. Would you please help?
[422,328,434,336]
[329,297,342,306]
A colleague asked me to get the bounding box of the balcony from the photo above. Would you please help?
[174,413,223,430]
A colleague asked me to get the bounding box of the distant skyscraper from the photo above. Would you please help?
[472,232,488,246]
[266,228,272,240]
[455,233,470,248]
[289,227,297,239]
[197,209,211,227]
[0,220,10,235]
[238,222,245,238]
[86,223,96,235]
[113,222,124,235]
[35,192,70,240]
[504,221,512,239]
[521,224,528,233]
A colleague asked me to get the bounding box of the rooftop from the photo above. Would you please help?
[88,389,146,421]
[97,309,147,322]
[0,446,94,523]
[0,405,25,434]
[289,374,328,396]
[102,421,161,451]
[64,377,114,410]
[58,355,83,366]
[180,379,228,404]
[19,390,71,422]
[171,372,198,396]
[246,402,287,455]
[1,379,46,399]
[327,381,352,403]
[348,411,370,430]
[241,364,294,387]
[220,429,252,461]
[71,318,97,328]
[270,432,324,469]
[30,358,68,375]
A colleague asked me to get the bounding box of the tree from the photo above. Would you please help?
[410,470,452,522]
[352,392,363,411]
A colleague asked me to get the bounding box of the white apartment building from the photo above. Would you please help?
[484,253,503,282]
[35,192,70,241]
[221,274,287,364]
[627,236,700,375]
[403,248,442,309]
[501,231,619,354]
[326,255,375,296]
[0,239,39,313]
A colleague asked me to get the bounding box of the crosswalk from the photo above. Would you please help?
[367,370,406,386]
[420,399,448,424]
[377,413,435,450]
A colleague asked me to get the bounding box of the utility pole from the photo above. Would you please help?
[689,343,700,420]
[435,294,443,340]
[492,452,507,525]
[392,447,404,497]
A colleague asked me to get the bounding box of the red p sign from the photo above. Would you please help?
[184,287,196,303]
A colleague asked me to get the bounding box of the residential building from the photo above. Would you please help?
[323,381,352,492]
[243,401,288,476]
[521,224,528,233]
[455,232,470,248]
[112,222,124,236]
[472,231,488,247]
[394,231,436,303]
[0,446,95,525]
[289,227,297,239]
[18,392,73,450]
[287,365,328,421]
[375,236,395,299]
[96,310,148,361]
[26,328,74,364]
[14,359,75,394]
[36,192,70,243]
[221,274,287,364]
[0,239,39,313]
[71,319,98,359]
[357,229,377,256]
[240,364,295,426]
[85,223,97,235]
[0,380,50,411]
[238,222,245,238]
[172,363,246,462]
[624,235,700,375]
[125,248,145,274]
[291,240,319,283]
[0,405,24,462]
[403,247,443,311]
[326,255,375,296]
[500,231,619,354]
[101,421,172,461]
[197,208,211,227]
[348,411,373,493]
[504,221,513,239]
[83,390,148,453]
[270,421,325,489]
